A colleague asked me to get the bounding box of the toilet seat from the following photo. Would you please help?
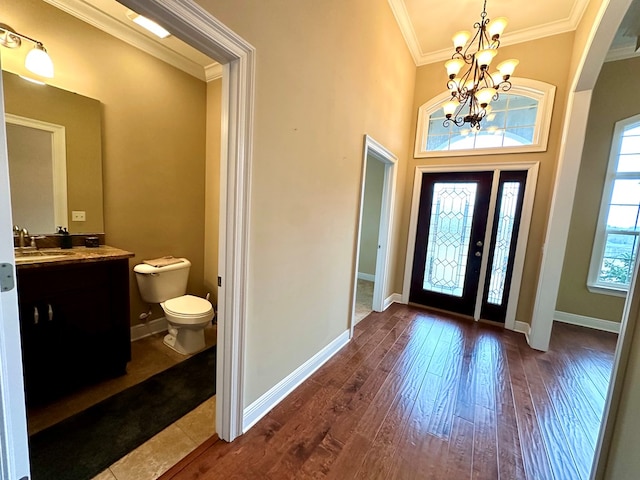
[162,295,213,320]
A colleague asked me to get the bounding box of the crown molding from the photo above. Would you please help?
[605,44,640,62]
[40,0,220,81]
[205,62,223,81]
[389,0,591,66]
[387,0,422,65]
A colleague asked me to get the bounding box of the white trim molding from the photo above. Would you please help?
[554,311,621,333]
[119,0,255,443]
[243,330,350,432]
[5,114,68,230]
[387,0,590,66]
[351,135,398,338]
[414,78,556,159]
[130,317,168,341]
[41,0,220,82]
[357,272,375,282]
[514,321,532,344]
[402,161,539,331]
[384,293,404,310]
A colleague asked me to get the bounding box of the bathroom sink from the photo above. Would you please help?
[14,250,76,264]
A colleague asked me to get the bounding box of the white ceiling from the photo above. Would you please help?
[389,0,591,65]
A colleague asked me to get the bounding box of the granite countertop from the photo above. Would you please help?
[15,245,135,269]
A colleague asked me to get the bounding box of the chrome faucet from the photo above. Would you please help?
[13,225,29,249]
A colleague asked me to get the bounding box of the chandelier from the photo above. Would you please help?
[442,0,518,130]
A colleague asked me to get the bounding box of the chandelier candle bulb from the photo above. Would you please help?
[443,100,459,117]
[476,49,497,69]
[497,59,519,80]
[476,87,496,107]
[488,17,508,40]
[445,59,465,79]
[452,31,471,51]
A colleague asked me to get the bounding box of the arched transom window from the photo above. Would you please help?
[414,78,556,158]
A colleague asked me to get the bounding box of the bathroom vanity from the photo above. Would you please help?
[15,246,134,405]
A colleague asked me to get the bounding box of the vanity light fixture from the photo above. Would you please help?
[126,11,171,39]
[0,23,54,78]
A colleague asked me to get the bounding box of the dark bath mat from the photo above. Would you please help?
[29,345,216,480]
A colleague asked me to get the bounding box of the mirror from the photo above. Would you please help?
[3,71,104,234]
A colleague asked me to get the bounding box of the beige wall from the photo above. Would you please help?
[556,57,640,322]
[358,157,385,276]
[3,0,209,326]
[195,0,416,406]
[405,32,575,325]
[3,71,104,234]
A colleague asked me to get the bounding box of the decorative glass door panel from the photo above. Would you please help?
[423,182,478,297]
[481,171,527,322]
[410,170,527,322]
[410,172,492,315]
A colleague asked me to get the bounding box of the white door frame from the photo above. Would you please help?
[351,135,397,334]
[528,0,633,352]
[402,161,539,331]
[0,60,31,479]
[117,0,255,442]
[5,114,68,230]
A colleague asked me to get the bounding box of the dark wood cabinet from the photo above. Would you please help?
[16,258,131,405]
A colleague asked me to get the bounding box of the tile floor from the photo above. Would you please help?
[354,279,374,324]
[27,324,217,480]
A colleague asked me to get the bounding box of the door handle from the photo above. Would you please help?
[33,306,39,325]
[48,303,54,321]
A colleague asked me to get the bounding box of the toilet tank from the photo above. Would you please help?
[134,258,191,303]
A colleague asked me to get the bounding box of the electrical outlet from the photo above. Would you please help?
[72,210,86,221]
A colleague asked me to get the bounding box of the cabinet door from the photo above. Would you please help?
[16,259,131,405]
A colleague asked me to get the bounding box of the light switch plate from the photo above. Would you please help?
[72,210,86,221]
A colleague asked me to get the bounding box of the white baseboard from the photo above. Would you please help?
[514,321,531,344]
[242,329,350,432]
[554,311,621,333]
[130,317,168,341]
[358,272,375,282]
[383,293,404,310]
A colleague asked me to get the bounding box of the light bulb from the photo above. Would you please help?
[445,59,464,79]
[497,59,519,80]
[476,49,497,69]
[488,17,508,40]
[443,100,459,117]
[25,44,54,78]
[476,87,496,107]
[452,31,471,51]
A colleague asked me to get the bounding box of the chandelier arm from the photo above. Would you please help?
[498,80,512,92]
[442,1,516,131]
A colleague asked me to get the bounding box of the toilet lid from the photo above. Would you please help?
[163,295,213,317]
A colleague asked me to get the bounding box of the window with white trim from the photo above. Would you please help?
[414,78,556,158]
[589,115,640,295]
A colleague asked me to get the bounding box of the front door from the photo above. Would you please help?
[409,170,527,322]
[410,171,492,316]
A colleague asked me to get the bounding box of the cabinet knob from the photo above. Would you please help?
[33,306,39,325]
[48,304,53,321]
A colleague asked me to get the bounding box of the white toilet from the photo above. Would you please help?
[134,258,214,355]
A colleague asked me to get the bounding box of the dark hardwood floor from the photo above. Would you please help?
[161,304,617,480]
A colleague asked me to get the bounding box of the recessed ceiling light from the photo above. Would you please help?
[126,11,171,39]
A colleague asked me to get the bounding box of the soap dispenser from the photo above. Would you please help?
[58,226,73,249]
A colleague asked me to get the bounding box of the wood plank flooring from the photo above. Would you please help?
[160,305,617,480]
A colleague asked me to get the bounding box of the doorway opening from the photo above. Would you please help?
[352,135,397,332]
